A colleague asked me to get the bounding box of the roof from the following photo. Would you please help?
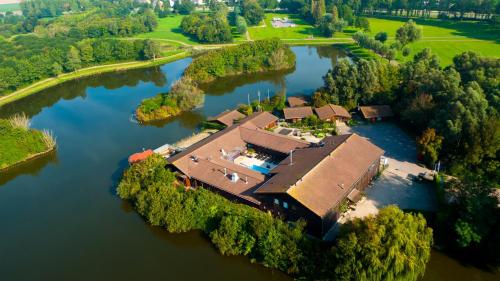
[359,105,394,119]
[256,134,384,217]
[314,104,351,120]
[283,106,313,120]
[167,112,310,204]
[129,150,154,163]
[287,96,308,107]
[208,110,245,127]
[242,111,278,128]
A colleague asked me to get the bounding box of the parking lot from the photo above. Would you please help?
[339,122,437,222]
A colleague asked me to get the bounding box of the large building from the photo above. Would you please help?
[167,112,384,236]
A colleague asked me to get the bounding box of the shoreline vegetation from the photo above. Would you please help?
[0,51,190,107]
[136,76,204,123]
[118,154,433,280]
[0,113,56,170]
[185,39,296,84]
[135,39,296,123]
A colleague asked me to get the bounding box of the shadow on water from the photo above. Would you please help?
[0,150,58,186]
[139,109,206,129]
[0,66,167,119]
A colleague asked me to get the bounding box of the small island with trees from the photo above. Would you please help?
[136,39,296,123]
[0,113,56,170]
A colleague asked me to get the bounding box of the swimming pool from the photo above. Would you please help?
[250,164,271,174]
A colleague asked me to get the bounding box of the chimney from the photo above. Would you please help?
[224,168,227,176]
[231,173,239,183]
[244,176,248,184]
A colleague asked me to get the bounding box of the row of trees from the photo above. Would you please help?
[118,154,433,280]
[0,36,161,94]
[184,39,296,83]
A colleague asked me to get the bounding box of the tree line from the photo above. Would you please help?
[0,36,161,94]
[118,154,433,281]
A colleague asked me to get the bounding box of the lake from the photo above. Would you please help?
[0,46,497,281]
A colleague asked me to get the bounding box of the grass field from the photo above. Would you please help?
[0,3,20,13]
[365,17,500,65]
[135,15,246,45]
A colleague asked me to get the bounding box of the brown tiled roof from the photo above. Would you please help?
[283,106,313,120]
[314,104,351,120]
[287,96,308,107]
[208,110,245,127]
[359,105,394,119]
[256,134,384,217]
[242,111,278,129]
[167,112,310,204]
[240,126,310,154]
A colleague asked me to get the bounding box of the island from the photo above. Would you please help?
[0,113,56,170]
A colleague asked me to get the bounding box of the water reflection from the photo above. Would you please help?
[0,67,167,119]
[0,150,58,186]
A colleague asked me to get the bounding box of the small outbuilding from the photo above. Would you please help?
[359,105,394,122]
[287,96,309,108]
[208,110,246,127]
[283,106,314,123]
[314,104,351,122]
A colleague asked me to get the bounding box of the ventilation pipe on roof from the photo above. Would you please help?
[244,176,248,184]
[231,173,239,183]
[289,150,293,165]
[223,168,227,176]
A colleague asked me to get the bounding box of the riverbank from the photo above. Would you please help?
[0,51,190,107]
[0,116,56,170]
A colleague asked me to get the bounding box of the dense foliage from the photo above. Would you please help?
[0,117,54,169]
[395,19,423,45]
[240,0,265,26]
[136,77,204,123]
[0,37,161,95]
[334,206,433,281]
[180,13,233,43]
[118,154,433,280]
[316,50,499,262]
[184,39,296,83]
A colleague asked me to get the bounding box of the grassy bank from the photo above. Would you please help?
[0,51,190,107]
[0,114,56,170]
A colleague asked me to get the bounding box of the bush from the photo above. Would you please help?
[374,31,387,43]
[184,39,296,83]
[402,46,411,56]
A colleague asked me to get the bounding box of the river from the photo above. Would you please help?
[0,46,497,281]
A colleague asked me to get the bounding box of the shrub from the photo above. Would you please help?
[374,31,387,43]
[402,46,411,56]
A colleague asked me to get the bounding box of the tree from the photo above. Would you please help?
[396,20,422,45]
[174,0,195,15]
[64,46,81,72]
[332,5,339,21]
[374,31,388,43]
[311,0,326,24]
[340,4,354,25]
[50,62,63,77]
[236,16,248,34]
[334,206,433,281]
[354,17,370,31]
[241,0,265,26]
[417,128,443,166]
[143,39,160,60]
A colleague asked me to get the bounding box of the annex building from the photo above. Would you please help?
[167,111,384,235]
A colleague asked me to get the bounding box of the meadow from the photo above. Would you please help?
[366,17,500,65]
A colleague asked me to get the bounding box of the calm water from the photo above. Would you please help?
[0,46,497,281]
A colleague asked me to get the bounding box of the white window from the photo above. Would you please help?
[283,202,288,209]
[274,198,279,205]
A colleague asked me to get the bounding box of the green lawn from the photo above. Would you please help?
[0,3,20,13]
[365,17,500,65]
[135,15,201,45]
[248,12,354,40]
[135,15,246,45]
[0,119,51,169]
